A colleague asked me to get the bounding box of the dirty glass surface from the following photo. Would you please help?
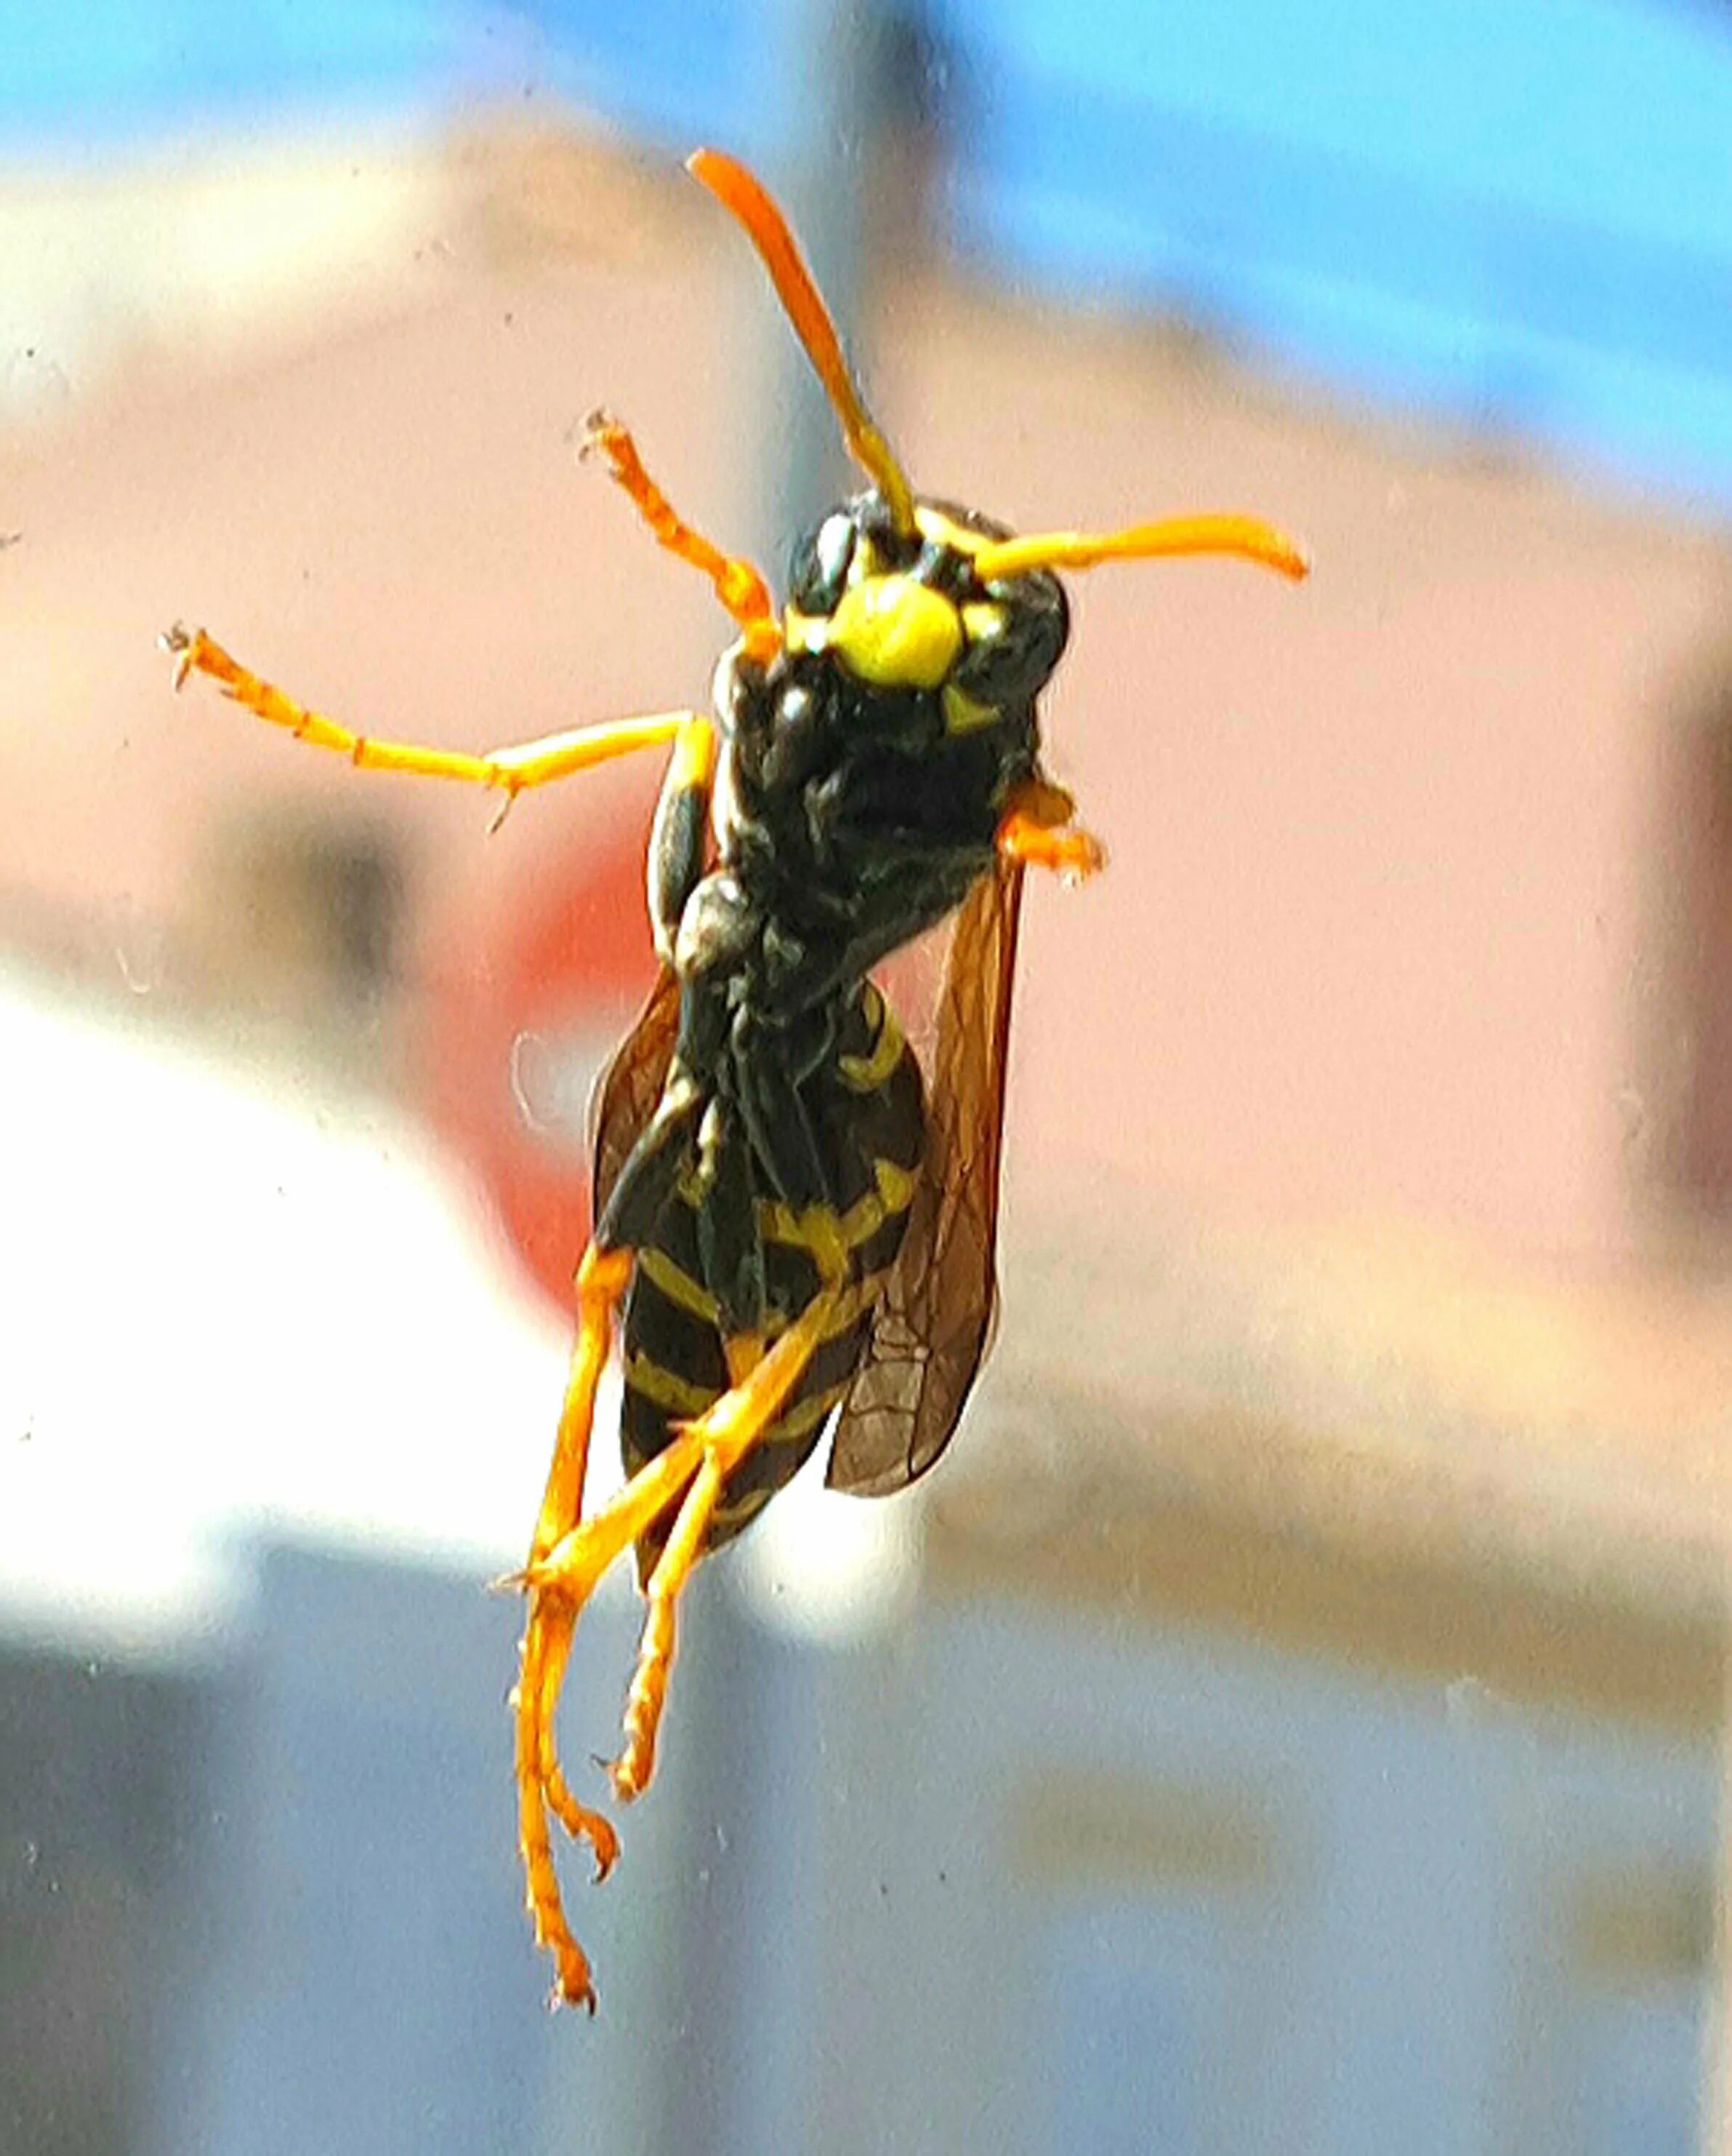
[2,5,1729,2152]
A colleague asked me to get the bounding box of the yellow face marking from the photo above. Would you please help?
[962,601,1006,642]
[942,684,999,735]
[827,575,962,690]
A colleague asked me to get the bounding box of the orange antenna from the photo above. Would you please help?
[971,514,1310,586]
[688,146,917,537]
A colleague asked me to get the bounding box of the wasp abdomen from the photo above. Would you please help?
[620,977,924,1570]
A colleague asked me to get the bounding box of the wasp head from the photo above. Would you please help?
[781,492,1070,740]
[688,148,1304,709]
[687,134,1305,847]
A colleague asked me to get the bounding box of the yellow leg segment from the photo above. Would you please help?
[996,777,1105,879]
[600,1291,843,1802]
[161,623,706,796]
[580,413,781,666]
[526,1287,839,1601]
[515,1594,612,2011]
[527,1246,636,1867]
[533,1248,635,1564]
[609,1451,727,1801]
[512,1243,630,2013]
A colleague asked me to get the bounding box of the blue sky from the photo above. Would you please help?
[938,0,1732,501]
[5,0,1732,508]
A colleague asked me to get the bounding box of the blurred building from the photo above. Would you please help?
[1,47,1731,2156]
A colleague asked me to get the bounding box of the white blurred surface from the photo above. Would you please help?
[0,960,571,1651]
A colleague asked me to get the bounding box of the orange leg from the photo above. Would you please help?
[580,413,780,666]
[162,624,705,797]
[515,1596,610,2011]
[996,777,1106,879]
[531,1247,635,1566]
[597,1298,838,1804]
[609,1451,727,1801]
[525,1288,837,1605]
[512,1243,630,2014]
[514,1273,840,2008]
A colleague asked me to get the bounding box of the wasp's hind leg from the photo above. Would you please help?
[514,1239,634,2011]
[607,1184,849,1802]
[609,1449,727,1801]
[515,1072,714,2008]
[532,1287,842,1814]
[517,1304,834,1986]
[996,775,1106,879]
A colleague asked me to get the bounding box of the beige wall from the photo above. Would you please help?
[1,121,1728,1282]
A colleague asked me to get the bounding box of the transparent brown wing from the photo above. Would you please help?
[826,860,1025,1495]
[589,966,681,1219]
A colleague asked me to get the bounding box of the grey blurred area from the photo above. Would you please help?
[3,2,1732,2151]
[0,1522,1713,2153]
[0,1650,206,2156]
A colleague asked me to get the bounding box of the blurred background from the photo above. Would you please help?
[2,1,1731,2149]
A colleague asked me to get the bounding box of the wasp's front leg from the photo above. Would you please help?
[996,775,1105,879]
[162,623,701,799]
[582,412,781,665]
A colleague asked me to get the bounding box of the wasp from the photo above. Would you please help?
[164,148,1305,2009]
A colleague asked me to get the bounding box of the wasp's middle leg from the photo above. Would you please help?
[514,1059,709,2008]
[995,775,1105,879]
[534,1285,842,1808]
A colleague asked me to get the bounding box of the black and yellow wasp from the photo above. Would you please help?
[164,148,1305,2010]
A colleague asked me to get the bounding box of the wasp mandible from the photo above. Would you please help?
[164,148,1305,2010]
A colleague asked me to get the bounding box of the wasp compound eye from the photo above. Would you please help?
[787,511,858,615]
[951,578,1071,708]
